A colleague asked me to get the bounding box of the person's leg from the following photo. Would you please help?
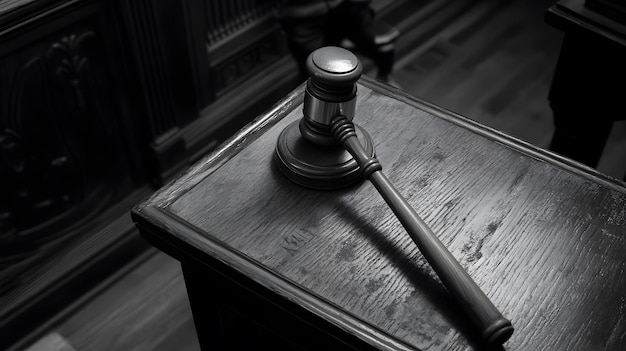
[548,33,624,168]
[549,104,613,167]
[325,1,396,80]
[278,2,329,79]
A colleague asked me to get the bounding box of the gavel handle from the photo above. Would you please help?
[330,116,514,345]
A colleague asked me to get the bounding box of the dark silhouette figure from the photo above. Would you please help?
[278,0,399,82]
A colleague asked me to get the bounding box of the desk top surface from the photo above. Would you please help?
[133,77,626,351]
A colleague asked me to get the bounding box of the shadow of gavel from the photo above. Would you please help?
[274,46,514,346]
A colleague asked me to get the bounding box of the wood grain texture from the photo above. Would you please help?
[136,76,626,350]
[332,116,512,345]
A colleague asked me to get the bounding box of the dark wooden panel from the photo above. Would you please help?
[181,259,379,351]
[0,1,152,347]
[0,1,135,262]
[116,0,300,181]
[545,0,626,173]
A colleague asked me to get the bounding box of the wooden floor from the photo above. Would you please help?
[20,250,200,351]
[15,1,626,350]
[392,0,626,180]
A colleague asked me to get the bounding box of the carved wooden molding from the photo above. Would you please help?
[212,28,285,97]
[0,2,150,348]
[1,27,129,234]
[205,0,283,46]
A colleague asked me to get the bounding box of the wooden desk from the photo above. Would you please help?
[132,76,626,350]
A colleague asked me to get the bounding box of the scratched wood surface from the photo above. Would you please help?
[136,77,626,350]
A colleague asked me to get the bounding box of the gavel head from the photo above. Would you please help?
[274,46,374,190]
[301,46,363,146]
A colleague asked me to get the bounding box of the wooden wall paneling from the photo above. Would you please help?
[115,0,296,183]
[182,54,301,163]
[98,0,150,184]
[0,0,153,348]
[180,0,212,110]
[148,0,204,127]
[0,1,135,248]
[179,0,302,163]
[208,17,286,98]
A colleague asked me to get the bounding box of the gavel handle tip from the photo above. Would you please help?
[483,318,514,345]
[330,115,514,345]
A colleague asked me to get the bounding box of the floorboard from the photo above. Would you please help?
[19,251,200,351]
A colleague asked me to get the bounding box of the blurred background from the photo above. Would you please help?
[2,0,624,350]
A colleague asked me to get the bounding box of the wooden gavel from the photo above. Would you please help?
[275,46,514,345]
